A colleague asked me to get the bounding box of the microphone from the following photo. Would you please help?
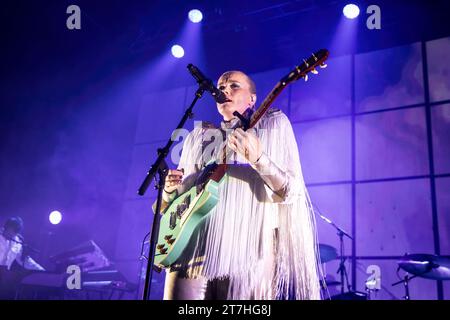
[187,64,229,104]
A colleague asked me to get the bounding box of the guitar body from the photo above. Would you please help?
[154,173,227,268]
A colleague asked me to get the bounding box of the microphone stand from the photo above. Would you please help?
[138,81,208,301]
[392,273,412,300]
[392,262,439,300]
[316,210,353,296]
[336,229,352,294]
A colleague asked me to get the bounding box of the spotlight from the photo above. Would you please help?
[188,9,203,23]
[49,210,62,225]
[171,45,185,58]
[343,4,360,19]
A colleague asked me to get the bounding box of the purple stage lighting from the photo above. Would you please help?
[171,45,185,58]
[49,210,62,225]
[188,9,203,23]
[343,4,360,19]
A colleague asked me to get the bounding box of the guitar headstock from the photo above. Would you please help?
[248,49,329,129]
[281,49,329,85]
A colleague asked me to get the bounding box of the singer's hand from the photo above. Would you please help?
[164,169,184,194]
[228,128,262,164]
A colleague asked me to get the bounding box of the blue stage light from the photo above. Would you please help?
[171,45,185,58]
[343,4,360,19]
[188,9,203,23]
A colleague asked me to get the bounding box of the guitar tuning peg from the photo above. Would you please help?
[303,74,308,82]
[303,59,309,67]
[312,53,318,61]
[319,63,327,69]
[311,68,318,74]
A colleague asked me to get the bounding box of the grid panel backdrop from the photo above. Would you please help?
[291,37,449,300]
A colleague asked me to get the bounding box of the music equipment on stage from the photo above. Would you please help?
[4,240,137,299]
[329,291,367,300]
[392,253,450,300]
[20,269,133,288]
[320,278,341,289]
[318,243,338,263]
[154,49,330,268]
[398,254,450,280]
[49,240,111,272]
[17,268,136,299]
[20,270,67,288]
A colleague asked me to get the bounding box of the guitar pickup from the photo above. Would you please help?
[176,204,187,218]
[169,211,177,230]
[184,195,191,206]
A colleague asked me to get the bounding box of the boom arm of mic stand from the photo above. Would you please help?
[312,207,354,295]
[315,209,353,240]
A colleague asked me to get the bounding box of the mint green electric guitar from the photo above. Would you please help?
[154,49,329,268]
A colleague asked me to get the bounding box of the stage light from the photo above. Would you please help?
[171,45,185,58]
[343,4,360,19]
[49,210,62,225]
[188,9,203,23]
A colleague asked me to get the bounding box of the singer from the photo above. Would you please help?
[160,70,321,300]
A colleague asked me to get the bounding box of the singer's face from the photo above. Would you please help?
[216,72,256,121]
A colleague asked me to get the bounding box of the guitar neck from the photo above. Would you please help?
[249,81,287,129]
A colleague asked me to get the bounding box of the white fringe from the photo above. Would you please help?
[173,110,322,300]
